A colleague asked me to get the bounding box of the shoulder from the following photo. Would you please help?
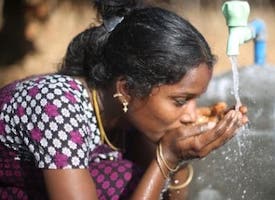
[11,74,89,105]
[17,74,85,93]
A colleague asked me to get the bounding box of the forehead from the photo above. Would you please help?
[153,63,212,96]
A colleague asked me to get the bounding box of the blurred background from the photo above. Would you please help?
[0,0,275,88]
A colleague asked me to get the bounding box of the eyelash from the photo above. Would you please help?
[174,99,187,106]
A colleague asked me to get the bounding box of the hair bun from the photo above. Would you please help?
[95,0,130,7]
[94,0,143,19]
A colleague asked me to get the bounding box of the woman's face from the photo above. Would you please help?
[127,63,213,142]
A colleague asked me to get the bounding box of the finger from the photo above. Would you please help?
[228,107,248,125]
[239,105,248,114]
[211,102,228,115]
[197,112,243,157]
[175,111,237,155]
[176,121,217,139]
[192,121,217,137]
[224,104,247,115]
[214,105,244,123]
[194,110,237,147]
[196,115,211,124]
[242,115,249,124]
[197,107,212,116]
[175,111,242,160]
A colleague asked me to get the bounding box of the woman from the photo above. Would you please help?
[0,1,248,199]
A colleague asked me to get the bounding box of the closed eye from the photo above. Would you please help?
[173,94,199,107]
[174,98,187,107]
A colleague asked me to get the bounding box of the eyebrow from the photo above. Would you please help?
[171,93,196,98]
[171,92,203,99]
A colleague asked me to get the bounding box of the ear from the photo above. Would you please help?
[114,76,131,103]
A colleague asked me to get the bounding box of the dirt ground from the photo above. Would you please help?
[0,1,275,88]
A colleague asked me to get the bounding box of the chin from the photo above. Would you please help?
[142,130,165,144]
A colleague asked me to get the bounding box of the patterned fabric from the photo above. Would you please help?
[0,74,117,168]
[0,143,47,200]
[89,145,144,200]
[0,142,143,200]
[0,74,143,199]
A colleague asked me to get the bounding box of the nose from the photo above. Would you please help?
[180,99,198,123]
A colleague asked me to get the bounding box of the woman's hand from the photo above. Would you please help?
[196,102,248,124]
[160,103,248,167]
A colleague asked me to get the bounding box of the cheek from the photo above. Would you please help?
[149,104,180,126]
[130,99,182,134]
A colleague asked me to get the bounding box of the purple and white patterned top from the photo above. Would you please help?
[0,74,118,169]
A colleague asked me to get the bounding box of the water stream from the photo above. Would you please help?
[229,55,242,110]
[229,55,245,156]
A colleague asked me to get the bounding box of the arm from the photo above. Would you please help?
[129,160,195,200]
[164,164,191,200]
[43,169,98,200]
[42,158,189,200]
[130,159,167,200]
[159,106,248,200]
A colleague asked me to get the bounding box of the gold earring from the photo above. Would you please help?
[113,93,128,113]
[122,100,128,113]
[113,93,123,98]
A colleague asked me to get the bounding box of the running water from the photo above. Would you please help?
[229,55,245,156]
[229,55,242,110]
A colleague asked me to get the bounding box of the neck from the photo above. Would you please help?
[94,88,129,151]
[74,77,128,149]
[74,77,119,130]
[94,87,124,131]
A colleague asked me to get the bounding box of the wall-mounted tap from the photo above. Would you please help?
[222,1,253,56]
[222,0,266,65]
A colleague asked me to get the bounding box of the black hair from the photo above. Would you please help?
[94,0,144,19]
[59,0,216,97]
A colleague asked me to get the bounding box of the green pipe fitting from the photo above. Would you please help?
[222,1,254,55]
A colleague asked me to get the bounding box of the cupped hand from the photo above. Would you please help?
[160,104,248,168]
[196,102,248,124]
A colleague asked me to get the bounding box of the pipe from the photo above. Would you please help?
[222,1,266,65]
[249,19,266,65]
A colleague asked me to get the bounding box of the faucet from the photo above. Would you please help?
[222,1,266,65]
[222,1,253,56]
